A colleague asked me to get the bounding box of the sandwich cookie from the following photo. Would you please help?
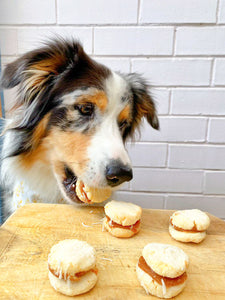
[169,209,210,243]
[136,243,189,298]
[103,200,142,238]
[76,179,111,203]
[48,239,98,296]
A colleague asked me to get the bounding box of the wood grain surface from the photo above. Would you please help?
[0,203,225,300]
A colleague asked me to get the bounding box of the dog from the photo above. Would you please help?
[0,38,159,220]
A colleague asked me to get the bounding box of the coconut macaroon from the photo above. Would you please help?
[136,243,189,298]
[48,239,98,296]
[76,179,111,204]
[103,200,142,238]
[169,209,210,243]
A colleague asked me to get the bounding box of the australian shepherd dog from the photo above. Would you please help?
[0,38,159,220]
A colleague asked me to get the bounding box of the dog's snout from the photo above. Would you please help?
[106,160,133,187]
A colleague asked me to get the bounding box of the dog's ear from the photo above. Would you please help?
[0,39,85,129]
[126,73,159,131]
[0,56,26,89]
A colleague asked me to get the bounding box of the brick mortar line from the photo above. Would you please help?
[94,55,221,58]
[55,0,58,25]
[138,141,225,145]
[167,114,225,117]
[128,141,225,146]
[165,143,169,168]
[116,190,225,198]
[137,0,141,24]
[202,170,207,195]
[168,89,172,115]
[2,54,225,59]
[119,189,204,194]
[216,0,221,24]
[132,166,225,171]
[210,58,215,86]
[2,23,225,27]
[172,26,176,55]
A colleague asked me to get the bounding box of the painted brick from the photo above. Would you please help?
[131,168,203,193]
[127,143,167,167]
[0,0,55,24]
[140,117,207,142]
[213,59,225,86]
[168,145,225,170]
[171,89,225,115]
[208,119,225,143]
[132,59,211,86]
[58,0,137,24]
[151,88,170,115]
[218,0,225,23]
[112,191,165,209]
[140,0,217,24]
[17,27,92,54]
[119,182,130,191]
[176,27,225,55]
[0,29,17,56]
[165,195,225,218]
[94,27,173,55]
[204,172,225,194]
[93,57,130,73]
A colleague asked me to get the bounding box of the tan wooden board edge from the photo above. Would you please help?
[0,203,225,300]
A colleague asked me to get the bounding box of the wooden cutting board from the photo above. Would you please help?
[0,203,225,300]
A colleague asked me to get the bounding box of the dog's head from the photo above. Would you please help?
[1,38,159,204]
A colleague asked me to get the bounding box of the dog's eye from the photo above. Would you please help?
[119,120,128,130]
[75,103,94,116]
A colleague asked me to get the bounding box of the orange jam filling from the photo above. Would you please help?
[80,181,91,203]
[49,265,98,281]
[106,216,140,233]
[170,219,204,233]
[138,256,187,288]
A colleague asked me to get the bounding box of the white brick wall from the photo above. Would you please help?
[1,0,225,218]
[94,27,174,55]
[139,0,217,24]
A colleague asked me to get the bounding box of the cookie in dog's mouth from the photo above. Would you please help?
[62,166,112,204]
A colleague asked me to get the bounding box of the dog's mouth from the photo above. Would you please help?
[62,166,83,204]
[62,165,112,204]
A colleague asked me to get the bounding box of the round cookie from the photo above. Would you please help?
[142,243,189,278]
[136,243,189,298]
[103,200,142,238]
[169,209,210,243]
[104,200,142,226]
[48,239,98,296]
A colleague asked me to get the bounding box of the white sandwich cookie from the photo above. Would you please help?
[48,239,98,296]
[169,209,210,243]
[76,179,111,203]
[136,243,189,298]
[103,200,142,238]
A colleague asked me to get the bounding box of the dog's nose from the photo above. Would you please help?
[106,160,133,187]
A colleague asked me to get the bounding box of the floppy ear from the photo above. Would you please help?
[126,73,159,130]
[0,39,84,129]
[0,57,26,89]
